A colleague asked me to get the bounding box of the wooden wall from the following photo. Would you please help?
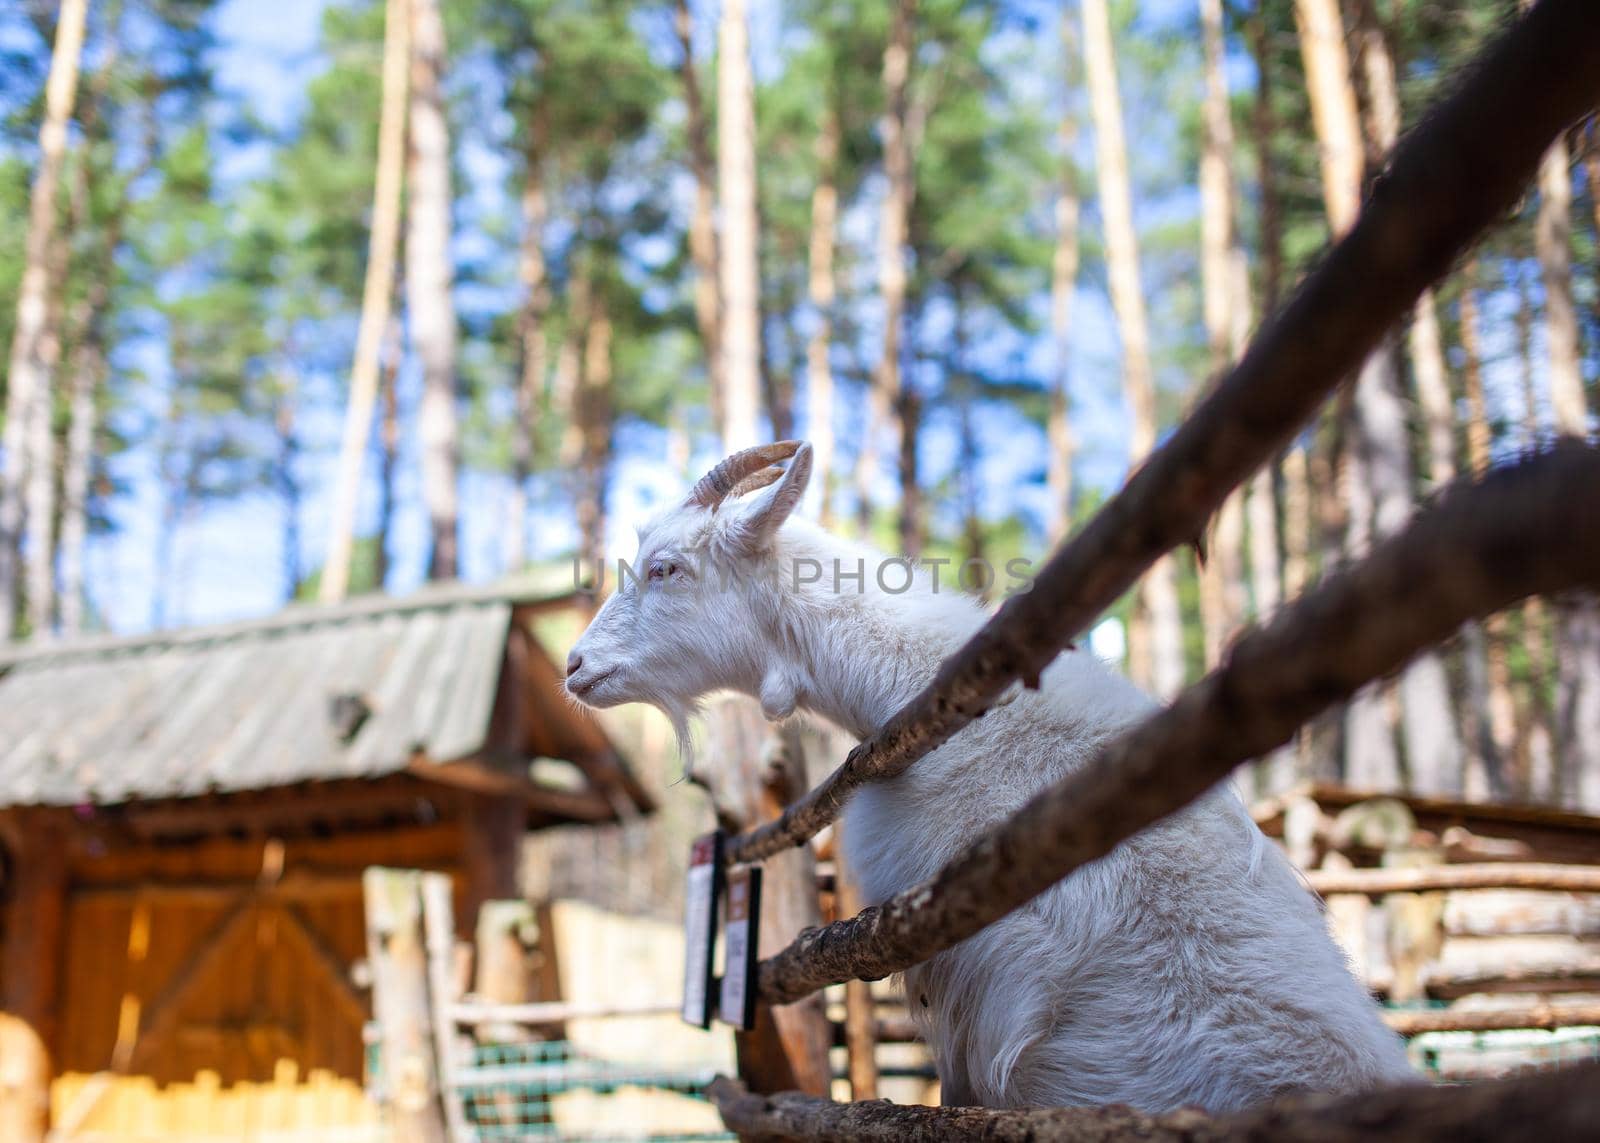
[57,890,371,1085]
[27,816,471,1139]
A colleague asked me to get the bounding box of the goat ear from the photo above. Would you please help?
[729,441,812,552]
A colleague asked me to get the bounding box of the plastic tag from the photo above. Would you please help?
[719,865,762,1030]
[681,831,723,1027]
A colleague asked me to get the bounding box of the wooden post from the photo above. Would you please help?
[1381,846,1446,1005]
[459,793,523,935]
[363,868,448,1143]
[711,711,833,1097]
[701,702,833,1095]
[419,872,469,1143]
[470,899,547,1129]
[0,810,66,1143]
[836,857,879,1101]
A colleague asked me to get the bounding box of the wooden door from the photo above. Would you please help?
[51,885,379,1139]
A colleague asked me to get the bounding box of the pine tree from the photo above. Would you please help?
[323,0,409,602]
[718,0,761,450]
[406,0,461,582]
[1,0,88,637]
[1082,0,1185,698]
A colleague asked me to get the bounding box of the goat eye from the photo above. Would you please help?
[648,561,675,582]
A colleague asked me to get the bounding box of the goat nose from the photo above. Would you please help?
[566,651,583,678]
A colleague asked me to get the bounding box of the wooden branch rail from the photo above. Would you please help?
[708,1062,1600,1142]
[446,999,680,1025]
[753,445,1600,1006]
[1307,863,1600,897]
[850,1007,1600,1043]
[723,0,1600,868]
[1381,1004,1600,1035]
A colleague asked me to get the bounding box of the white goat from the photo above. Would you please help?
[566,440,1415,1112]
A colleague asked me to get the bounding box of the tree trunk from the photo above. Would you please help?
[1046,9,1081,548]
[1458,268,1517,798]
[1,0,88,638]
[575,287,613,579]
[55,5,125,638]
[322,0,408,602]
[701,708,833,1097]
[406,0,460,582]
[1534,118,1600,809]
[806,108,839,526]
[1195,0,1248,671]
[757,239,797,445]
[718,0,761,451]
[505,111,550,574]
[1296,0,1465,795]
[1082,0,1185,697]
[1352,0,1452,493]
[1246,10,1299,616]
[274,384,302,601]
[22,217,72,638]
[675,0,724,437]
[1295,0,1387,787]
[860,0,916,545]
[1514,274,1556,799]
[1349,0,1464,797]
[57,305,103,638]
[376,311,402,591]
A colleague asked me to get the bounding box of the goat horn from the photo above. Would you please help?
[688,441,802,509]
[729,466,785,498]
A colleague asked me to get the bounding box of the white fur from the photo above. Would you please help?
[567,442,1415,1112]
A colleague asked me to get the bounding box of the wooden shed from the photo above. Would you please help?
[0,579,652,1140]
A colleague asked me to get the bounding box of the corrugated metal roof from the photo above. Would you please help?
[0,578,581,807]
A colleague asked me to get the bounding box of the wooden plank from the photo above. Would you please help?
[0,812,67,1143]
[127,897,255,1071]
[459,794,524,933]
[274,904,370,1033]
[836,859,879,1101]
[1384,1003,1600,1034]
[68,877,363,908]
[115,778,440,840]
[421,871,470,1143]
[1308,863,1600,896]
[447,999,677,1025]
[69,820,464,886]
[1444,890,1600,937]
[363,868,448,1143]
[407,756,615,824]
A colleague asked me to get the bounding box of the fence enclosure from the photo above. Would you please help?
[694,0,1600,1136]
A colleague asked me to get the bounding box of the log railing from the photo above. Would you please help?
[709,1061,1600,1142]
[723,0,1600,869]
[1306,863,1600,897]
[753,445,1600,1005]
[704,1,1600,1136]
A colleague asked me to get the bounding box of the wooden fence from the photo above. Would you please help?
[361,870,733,1142]
[699,0,1600,1137]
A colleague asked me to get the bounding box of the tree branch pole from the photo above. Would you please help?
[722,0,1600,868]
[1307,862,1600,896]
[708,1061,1600,1142]
[1382,1004,1600,1036]
[754,445,1600,1006]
